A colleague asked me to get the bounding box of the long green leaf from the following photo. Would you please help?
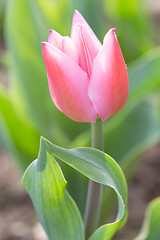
[104,0,153,62]
[36,0,72,35]
[5,0,58,134]
[0,85,40,171]
[134,197,160,240]
[22,137,127,239]
[128,47,160,102]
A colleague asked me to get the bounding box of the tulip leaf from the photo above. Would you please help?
[71,95,160,223]
[36,0,72,35]
[22,137,127,240]
[22,138,84,240]
[128,47,160,102]
[0,85,40,171]
[104,0,153,62]
[5,0,58,135]
[134,197,160,240]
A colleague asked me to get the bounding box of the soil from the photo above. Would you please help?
[0,144,160,240]
[0,149,47,240]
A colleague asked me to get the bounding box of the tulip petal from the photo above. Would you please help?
[42,42,97,122]
[71,10,101,49]
[48,30,63,50]
[88,29,129,121]
[81,24,102,59]
[71,24,101,77]
[62,36,79,64]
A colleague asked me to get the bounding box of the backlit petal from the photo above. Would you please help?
[71,10,101,49]
[42,42,97,122]
[88,29,129,121]
[48,30,63,50]
[71,24,101,77]
[62,36,79,64]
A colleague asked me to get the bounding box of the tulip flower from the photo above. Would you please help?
[42,10,129,122]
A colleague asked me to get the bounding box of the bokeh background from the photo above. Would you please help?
[0,0,160,239]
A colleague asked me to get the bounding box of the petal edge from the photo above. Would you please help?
[88,29,129,121]
[42,42,97,122]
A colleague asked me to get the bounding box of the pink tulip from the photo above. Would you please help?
[42,10,129,122]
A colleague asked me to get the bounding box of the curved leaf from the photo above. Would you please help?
[70,94,160,224]
[22,137,127,239]
[134,197,160,240]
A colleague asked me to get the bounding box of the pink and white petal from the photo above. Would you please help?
[80,24,102,61]
[71,24,101,77]
[71,10,101,49]
[62,36,79,64]
[48,30,63,50]
[72,10,88,27]
[88,29,129,121]
[42,42,97,122]
[71,24,91,76]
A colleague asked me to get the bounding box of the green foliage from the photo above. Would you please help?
[134,197,160,240]
[0,85,39,171]
[5,0,56,134]
[104,0,154,62]
[71,0,104,40]
[22,137,127,239]
[36,0,72,35]
[129,47,160,101]
[0,0,6,31]
[22,138,84,240]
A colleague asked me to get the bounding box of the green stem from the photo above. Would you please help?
[84,118,104,239]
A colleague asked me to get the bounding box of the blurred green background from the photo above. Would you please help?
[0,0,160,239]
